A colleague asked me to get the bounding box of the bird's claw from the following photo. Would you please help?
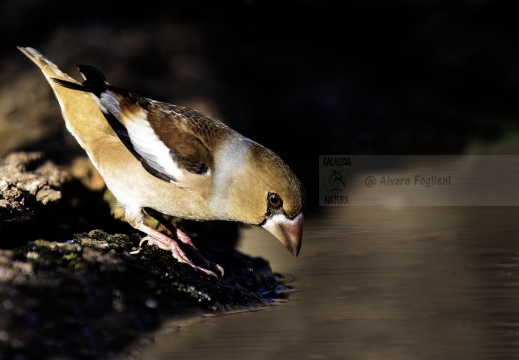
[212,263,225,277]
[193,265,219,278]
[138,235,224,277]
[191,253,225,277]
[188,258,225,278]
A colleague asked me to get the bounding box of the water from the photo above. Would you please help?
[142,206,519,359]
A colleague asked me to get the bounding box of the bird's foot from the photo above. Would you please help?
[139,236,220,277]
[175,228,225,277]
[135,223,224,277]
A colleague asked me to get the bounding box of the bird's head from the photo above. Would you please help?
[219,141,306,256]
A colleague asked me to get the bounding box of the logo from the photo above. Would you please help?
[322,169,352,194]
[319,155,352,206]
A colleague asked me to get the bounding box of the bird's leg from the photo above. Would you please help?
[142,208,224,276]
[174,227,225,277]
[134,222,220,277]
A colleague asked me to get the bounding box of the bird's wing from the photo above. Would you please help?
[114,93,214,184]
[52,65,216,185]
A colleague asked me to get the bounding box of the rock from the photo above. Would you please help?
[0,152,69,232]
[0,229,286,359]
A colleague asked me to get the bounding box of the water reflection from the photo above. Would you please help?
[142,206,519,359]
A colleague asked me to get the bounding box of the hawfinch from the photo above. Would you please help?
[18,47,305,277]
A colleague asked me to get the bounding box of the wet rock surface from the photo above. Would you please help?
[0,152,287,360]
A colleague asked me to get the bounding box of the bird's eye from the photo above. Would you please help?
[268,192,282,209]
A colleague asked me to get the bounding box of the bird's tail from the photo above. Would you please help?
[17,47,77,84]
[18,46,116,144]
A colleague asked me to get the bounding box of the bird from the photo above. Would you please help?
[18,47,305,277]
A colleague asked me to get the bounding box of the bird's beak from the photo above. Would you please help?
[261,212,304,256]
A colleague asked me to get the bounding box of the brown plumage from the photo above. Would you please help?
[18,47,305,277]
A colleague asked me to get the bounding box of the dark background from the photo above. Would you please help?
[2,0,519,209]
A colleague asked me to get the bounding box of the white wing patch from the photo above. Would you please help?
[121,107,186,183]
